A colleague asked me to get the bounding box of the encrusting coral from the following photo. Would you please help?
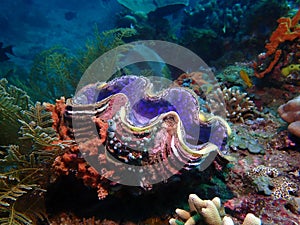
[169,194,261,225]
[278,95,300,137]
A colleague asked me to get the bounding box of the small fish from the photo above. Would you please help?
[239,69,253,88]
[0,42,14,62]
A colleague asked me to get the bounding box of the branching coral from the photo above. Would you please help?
[169,194,261,225]
[207,87,257,123]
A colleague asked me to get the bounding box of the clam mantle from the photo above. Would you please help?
[61,75,230,187]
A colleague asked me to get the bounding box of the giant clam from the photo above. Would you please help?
[65,75,230,187]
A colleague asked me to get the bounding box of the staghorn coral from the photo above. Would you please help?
[47,75,231,199]
[208,87,257,123]
[278,95,300,137]
[169,194,261,225]
[246,165,298,201]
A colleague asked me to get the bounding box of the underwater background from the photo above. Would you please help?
[0,0,300,224]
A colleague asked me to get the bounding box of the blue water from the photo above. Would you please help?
[0,0,122,67]
[0,1,299,224]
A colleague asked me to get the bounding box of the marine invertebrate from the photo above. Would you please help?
[0,78,31,145]
[173,71,215,96]
[0,86,61,224]
[253,9,300,78]
[208,87,257,123]
[169,194,261,225]
[281,63,300,76]
[246,165,298,201]
[48,75,231,197]
[278,95,300,137]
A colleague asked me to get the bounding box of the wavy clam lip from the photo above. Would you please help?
[67,75,229,186]
[73,75,214,146]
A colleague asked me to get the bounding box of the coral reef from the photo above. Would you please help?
[246,165,298,200]
[253,9,300,80]
[47,75,231,199]
[208,87,257,123]
[216,65,255,89]
[2,3,300,224]
[173,71,217,97]
[180,0,289,62]
[0,87,62,224]
[169,194,261,225]
[278,95,300,137]
[0,78,31,145]
[224,138,300,224]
